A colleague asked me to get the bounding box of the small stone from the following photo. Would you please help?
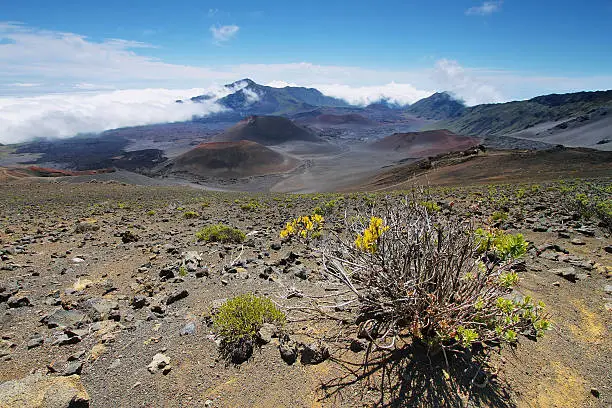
[131,295,148,309]
[120,231,139,244]
[53,334,81,346]
[552,267,579,282]
[230,339,253,365]
[258,323,276,344]
[300,342,329,365]
[604,285,612,295]
[180,321,196,336]
[552,281,561,287]
[166,289,189,305]
[350,339,368,353]
[279,342,297,365]
[270,242,281,250]
[109,359,122,370]
[205,399,214,407]
[27,336,44,349]
[604,246,612,254]
[147,353,170,374]
[63,360,83,376]
[590,387,600,398]
[570,238,586,245]
[7,293,30,308]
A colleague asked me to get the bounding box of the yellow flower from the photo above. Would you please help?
[355,217,389,253]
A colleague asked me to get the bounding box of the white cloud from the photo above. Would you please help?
[210,25,239,43]
[466,1,503,16]
[0,88,227,144]
[431,59,504,105]
[313,83,433,106]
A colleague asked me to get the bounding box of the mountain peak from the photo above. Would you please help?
[227,78,257,88]
[407,92,466,120]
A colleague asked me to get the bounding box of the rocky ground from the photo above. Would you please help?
[0,179,610,407]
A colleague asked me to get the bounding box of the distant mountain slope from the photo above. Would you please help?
[370,129,479,157]
[292,109,374,126]
[212,115,321,145]
[407,92,466,120]
[437,90,612,136]
[168,140,296,178]
[192,79,349,117]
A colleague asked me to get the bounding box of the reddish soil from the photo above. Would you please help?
[369,129,480,157]
[170,140,298,178]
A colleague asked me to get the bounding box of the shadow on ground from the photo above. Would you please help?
[318,343,516,407]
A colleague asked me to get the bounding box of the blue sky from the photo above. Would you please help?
[3,0,612,75]
[1,1,612,143]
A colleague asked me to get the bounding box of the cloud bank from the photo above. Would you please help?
[0,88,227,144]
[313,83,433,106]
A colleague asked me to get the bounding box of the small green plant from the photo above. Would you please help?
[147,210,156,216]
[196,224,246,244]
[419,201,441,213]
[490,211,509,222]
[240,201,259,211]
[213,293,285,344]
[178,265,187,277]
[475,228,529,261]
[183,210,200,219]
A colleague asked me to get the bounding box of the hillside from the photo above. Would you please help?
[369,129,479,156]
[212,116,321,145]
[167,140,296,178]
[436,90,612,136]
[359,146,612,190]
[407,92,466,120]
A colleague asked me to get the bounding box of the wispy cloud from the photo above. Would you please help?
[465,1,503,16]
[9,82,41,87]
[210,25,239,43]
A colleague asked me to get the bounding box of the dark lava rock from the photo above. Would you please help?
[230,339,253,365]
[131,295,148,309]
[350,339,368,353]
[120,231,139,244]
[7,294,31,308]
[290,265,310,280]
[270,242,282,251]
[159,267,175,281]
[279,342,298,365]
[166,289,189,305]
[300,342,329,365]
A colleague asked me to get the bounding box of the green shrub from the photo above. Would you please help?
[419,200,441,213]
[240,201,259,211]
[213,294,285,344]
[183,210,200,219]
[196,224,245,243]
[490,210,509,222]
